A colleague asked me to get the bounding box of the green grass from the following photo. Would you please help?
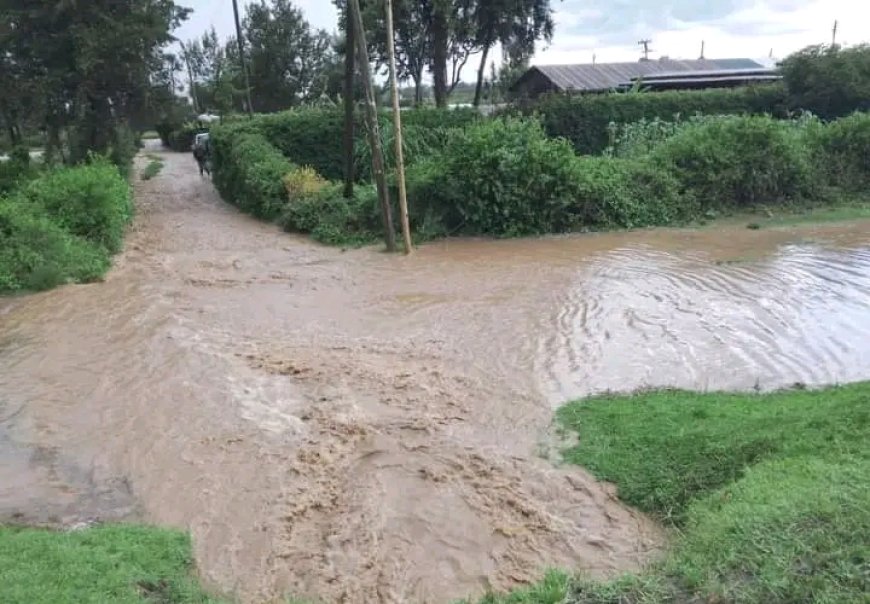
[475,383,870,603]
[141,158,164,181]
[142,130,160,140]
[0,524,221,603]
[750,203,870,228]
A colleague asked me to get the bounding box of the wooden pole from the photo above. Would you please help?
[349,0,396,252]
[232,0,254,115]
[384,0,412,255]
[342,4,355,199]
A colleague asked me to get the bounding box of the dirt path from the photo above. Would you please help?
[3,146,870,602]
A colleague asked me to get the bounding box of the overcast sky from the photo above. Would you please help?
[175,0,869,69]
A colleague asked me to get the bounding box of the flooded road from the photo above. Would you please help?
[2,146,870,602]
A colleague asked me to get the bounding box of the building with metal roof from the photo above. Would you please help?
[510,58,765,98]
[620,68,781,91]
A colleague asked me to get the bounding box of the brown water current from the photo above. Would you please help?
[2,146,870,602]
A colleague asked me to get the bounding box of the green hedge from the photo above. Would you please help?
[529,84,789,155]
[406,118,694,236]
[812,112,870,190]
[238,107,481,182]
[0,160,132,293]
[211,126,295,220]
[649,115,817,208]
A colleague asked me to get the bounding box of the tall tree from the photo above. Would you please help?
[2,0,190,161]
[243,0,334,112]
[471,0,555,106]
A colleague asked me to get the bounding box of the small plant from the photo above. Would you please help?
[140,159,164,180]
[283,166,327,203]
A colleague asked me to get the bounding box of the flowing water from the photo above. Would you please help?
[2,146,870,602]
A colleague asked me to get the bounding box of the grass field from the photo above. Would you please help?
[475,383,870,603]
[0,524,220,603]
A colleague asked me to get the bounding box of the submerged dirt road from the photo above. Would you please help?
[3,146,870,602]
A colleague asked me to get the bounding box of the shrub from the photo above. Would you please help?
[0,153,37,195]
[649,115,818,208]
[407,118,695,236]
[529,84,788,155]
[156,120,202,152]
[211,126,295,220]
[258,109,346,180]
[407,118,586,236]
[20,159,133,253]
[812,112,870,190]
[355,122,454,181]
[283,166,327,203]
[0,197,108,292]
[400,107,480,130]
[280,183,380,246]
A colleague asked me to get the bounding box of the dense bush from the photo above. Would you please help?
[211,128,294,220]
[0,198,108,292]
[280,182,380,246]
[257,109,345,180]
[406,117,694,236]
[0,161,132,292]
[355,122,454,181]
[19,159,133,253]
[781,44,870,119]
[529,84,788,155]
[811,112,870,190]
[244,107,481,181]
[649,115,818,208]
[0,152,38,195]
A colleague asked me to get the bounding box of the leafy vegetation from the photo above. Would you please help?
[211,130,295,220]
[0,524,220,603]
[780,44,870,119]
[475,383,870,603]
[0,161,132,293]
[527,84,788,155]
[141,158,165,180]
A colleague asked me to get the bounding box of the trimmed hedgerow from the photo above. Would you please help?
[811,111,870,190]
[528,84,788,155]
[210,127,294,220]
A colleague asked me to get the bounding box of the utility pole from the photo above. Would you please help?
[349,0,396,252]
[832,20,838,46]
[699,40,705,60]
[342,2,355,199]
[385,0,412,255]
[232,0,254,115]
[638,39,653,61]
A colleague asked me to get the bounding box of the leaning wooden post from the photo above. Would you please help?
[384,0,413,255]
[349,0,396,252]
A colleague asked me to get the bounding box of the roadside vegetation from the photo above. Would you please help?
[210,107,870,246]
[141,157,165,180]
[0,525,219,604]
[0,157,133,293]
[473,383,870,603]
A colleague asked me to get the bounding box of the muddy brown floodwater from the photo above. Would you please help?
[3,145,870,603]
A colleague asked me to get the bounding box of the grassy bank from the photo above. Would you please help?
[477,383,870,603]
[0,525,219,603]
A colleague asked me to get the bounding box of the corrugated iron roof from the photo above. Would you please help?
[513,58,764,93]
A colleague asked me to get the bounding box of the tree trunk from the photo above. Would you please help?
[473,42,491,107]
[342,5,355,199]
[413,76,422,107]
[349,0,396,252]
[432,7,449,108]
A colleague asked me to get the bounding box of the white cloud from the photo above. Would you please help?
[172,0,870,74]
